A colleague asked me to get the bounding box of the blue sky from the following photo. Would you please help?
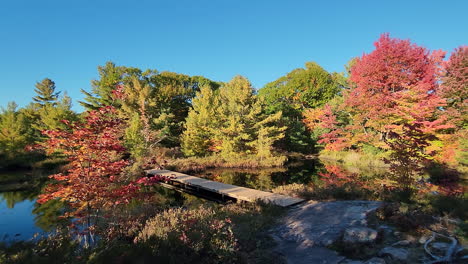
[1,0,467,112]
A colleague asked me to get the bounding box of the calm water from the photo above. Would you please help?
[0,192,41,241]
[0,170,66,242]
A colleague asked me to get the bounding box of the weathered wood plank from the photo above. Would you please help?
[146,169,305,207]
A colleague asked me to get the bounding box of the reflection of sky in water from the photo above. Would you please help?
[0,196,42,241]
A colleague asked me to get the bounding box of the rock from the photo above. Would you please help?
[273,200,382,264]
[377,225,394,238]
[364,257,386,264]
[276,200,382,247]
[378,247,409,262]
[342,260,364,264]
[431,242,451,253]
[402,234,417,243]
[418,235,429,244]
[343,227,378,244]
[392,240,411,247]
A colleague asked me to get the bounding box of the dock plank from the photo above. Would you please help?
[146,169,304,207]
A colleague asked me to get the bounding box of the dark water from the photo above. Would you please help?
[193,158,389,191]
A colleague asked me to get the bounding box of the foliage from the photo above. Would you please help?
[36,106,166,240]
[32,78,60,106]
[120,77,163,158]
[0,232,79,264]
[136,206,237,263]
[28,92,77,133]
[182,84,220,157]
[259,61,341,111]
[79,62,144,110]
[258,62,342,152]
[384,123,435,188]
[80,62,221,148]
[0,102,37,168]
[303,34,464,189]
[306,34,448,149]
[0,102,30,158]
[182,75,286,162]
[440,45,467,128]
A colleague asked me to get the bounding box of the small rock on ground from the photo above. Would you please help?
[391,240,411,247]
[378,247,409,262]
[343,227,378,244]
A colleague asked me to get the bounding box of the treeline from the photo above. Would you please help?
[0,79,76,168]
[304,34,467,186]
[1,34,466,175]
[0,60,345,168]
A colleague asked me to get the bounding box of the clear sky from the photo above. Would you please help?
[1,0,467,112]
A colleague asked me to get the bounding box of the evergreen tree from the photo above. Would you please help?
[34,92,76,132]
[0,102,30,159]
[33,78,60,106]
[252,110,286,160]
[182,76,286,159]
[215,76,260,157]
[121,77,161,158]
[182,84,220,156]
[80,62,144,109]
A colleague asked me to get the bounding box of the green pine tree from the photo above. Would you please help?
[0,102,30,158]
[182,76,286,161]
[33,78,60,106]
[182,84,220,156]
[80,62,144,109]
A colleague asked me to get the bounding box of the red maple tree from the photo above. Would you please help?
[37,106,166,240]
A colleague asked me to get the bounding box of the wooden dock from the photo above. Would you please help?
[146,169,305,207]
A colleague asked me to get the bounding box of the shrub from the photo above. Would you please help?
[136,206,237,263]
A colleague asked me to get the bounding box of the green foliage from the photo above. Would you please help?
[80,62,145,109]
[258,62,342,153]
[31,93,77,132]
[81,62,221,149]
[182,84,220,156]
[0,102,34,167]
[182,76,286,162]
[124,113,147,158]
[260,62,341,111]
[0,102,29,155]
[32,78,59,106]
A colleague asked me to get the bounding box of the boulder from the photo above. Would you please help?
[377,225,394,238]
[364,257,386,264]
[392,240,411,247]
[431,242,450,253]
[378,247,409,262]
[343,227,378,244]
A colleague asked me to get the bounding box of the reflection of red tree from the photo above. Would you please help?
[319,163,464,197]
[319,164,364,188]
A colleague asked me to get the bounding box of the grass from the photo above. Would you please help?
[166,154,288,173]
[319,150,389,169]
